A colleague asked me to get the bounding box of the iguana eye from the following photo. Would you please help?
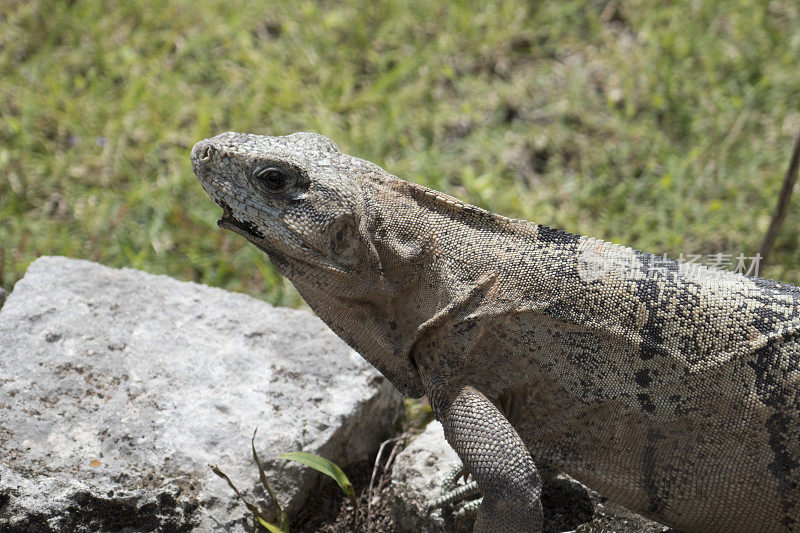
[253,166,292,193]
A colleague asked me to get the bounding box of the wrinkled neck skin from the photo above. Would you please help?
[279,177,550,398]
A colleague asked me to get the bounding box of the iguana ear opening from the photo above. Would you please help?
[330,216,359,259]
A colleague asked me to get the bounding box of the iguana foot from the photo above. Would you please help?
[427,463,482,528]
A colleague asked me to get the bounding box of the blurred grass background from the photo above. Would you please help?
[2,0,799,307]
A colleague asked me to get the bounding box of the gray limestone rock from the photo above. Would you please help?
[390,421,459,532]
[0,256,402,532]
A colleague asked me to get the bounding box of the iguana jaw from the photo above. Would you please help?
[214,203,292,263]
[216,207,346,275]
[218,206,265,241]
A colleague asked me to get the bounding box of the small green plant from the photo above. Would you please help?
[210,429,355,532]
[277,451,356,505]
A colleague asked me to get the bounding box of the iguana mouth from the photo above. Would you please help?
[217,204,313,264]
[217,205,266,240]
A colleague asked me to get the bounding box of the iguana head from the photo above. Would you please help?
[191,131,425,397]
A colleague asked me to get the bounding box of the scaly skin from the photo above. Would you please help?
[192,131,800,532]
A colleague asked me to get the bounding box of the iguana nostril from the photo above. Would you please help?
[200,145,215,162]
[192,142,216,163]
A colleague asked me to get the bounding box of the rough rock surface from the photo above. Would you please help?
[390,421,460,532]
[0,256,402,532]
[391,421,673,532]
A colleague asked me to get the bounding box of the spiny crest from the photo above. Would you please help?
[397,178,583,243]
[401,179,527,224]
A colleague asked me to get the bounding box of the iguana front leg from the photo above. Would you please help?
[427,383,544,532]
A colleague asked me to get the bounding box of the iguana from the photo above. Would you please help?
[191,131,800,532]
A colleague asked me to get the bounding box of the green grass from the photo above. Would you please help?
[2,0,799,305]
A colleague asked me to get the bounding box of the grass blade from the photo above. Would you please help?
[210,463,285,532]
[252,428,282,522]
[256,516,285,533]
[278,451,355,503]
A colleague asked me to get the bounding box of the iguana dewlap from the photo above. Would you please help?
[191,131,800,532]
